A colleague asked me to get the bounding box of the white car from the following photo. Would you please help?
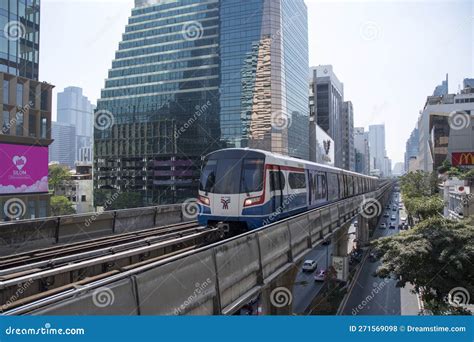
[314,269,327,282]
[302,260,317,272]
[400,216,407,223]
[380,223,387,229]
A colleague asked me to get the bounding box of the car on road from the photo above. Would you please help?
[302,260,317,272]
[383,212,389,218]
[322,239,331,246]
[391,215,396,220]
[389,223,396,229]
[400,216,407,223]
[314,269,327,282]
[379,223,387,229]
[369,252,379,262]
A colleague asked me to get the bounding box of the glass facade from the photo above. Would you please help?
[0,0,40,80]
[95,0,222,205]
[95,0,309,207]
[220,0,309,159]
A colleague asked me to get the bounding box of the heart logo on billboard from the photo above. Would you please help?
[12,156,27,170]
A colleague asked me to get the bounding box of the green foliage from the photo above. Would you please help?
[50,195,76,216]
[48,165,71,193]
[460,169,474,180]
[373,217,474,315]
[437,160,451,174]
[404,196,444,220]
[400,171,437,198]
[447,167,464,178]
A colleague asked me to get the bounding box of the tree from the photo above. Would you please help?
[373,217,474,315]
[404,196,444,221]
[50,195,76,216]
[400,171,437,198]
[48,165,71,193]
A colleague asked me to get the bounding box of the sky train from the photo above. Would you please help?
[197,148,378,232]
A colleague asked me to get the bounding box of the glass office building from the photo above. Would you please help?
[95,0,221,205]
[0,0,40,80]
[95,0,309,206]
[220,0,309,159]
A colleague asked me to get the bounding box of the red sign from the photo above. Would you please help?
[452,152,474,166]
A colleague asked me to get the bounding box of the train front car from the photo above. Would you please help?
[198,149,267,232]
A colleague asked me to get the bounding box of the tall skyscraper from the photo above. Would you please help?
[0,0,54,221]
[0,0,40,80]
[309,65,344,168]
[404,127,419,172]
[49,122,76,168]
[95,0,310,206]
[354,127,370,175]
[368,124,387,176]
[341,101,355,171]
[55,87,95,165]
[220,0,309,159]
[433,74,449,97]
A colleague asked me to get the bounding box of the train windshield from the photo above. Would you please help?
[200,158,264,194]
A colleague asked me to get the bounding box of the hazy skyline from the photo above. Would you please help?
[40,0,473,164]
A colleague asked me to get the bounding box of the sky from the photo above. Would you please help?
[40,0,473,164]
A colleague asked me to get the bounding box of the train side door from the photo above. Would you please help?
[270,167,284,215]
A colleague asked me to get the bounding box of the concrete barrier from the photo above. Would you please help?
[0,204,187,256]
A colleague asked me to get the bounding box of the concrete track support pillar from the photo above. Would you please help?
[260,265,299,315]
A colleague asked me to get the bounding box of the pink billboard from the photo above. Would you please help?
[0,143,49,194]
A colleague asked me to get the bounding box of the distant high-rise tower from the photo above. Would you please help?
[433,74,449,97]
[341,101,355,171]
[55,87,95,165]
[369,124,387,176]
[310,65,344,168]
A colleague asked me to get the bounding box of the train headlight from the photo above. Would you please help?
[198,195,210,206]
[244,196,263,207]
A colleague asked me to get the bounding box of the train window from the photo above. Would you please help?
[317,173,327,200]
[214,159,242,193]
[289,173,306,189]
[199,159,217,192]
[241,158,265,193]
[270,171,285,191]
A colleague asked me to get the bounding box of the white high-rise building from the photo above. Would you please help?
[57,87,95,166]
[368,124,387,176]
